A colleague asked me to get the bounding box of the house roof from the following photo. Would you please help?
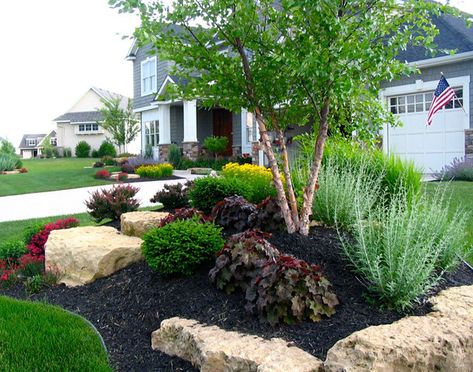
[397,12,473,63]
[18,134,47,149]
[54,111,103,123]
[91,86,128,107]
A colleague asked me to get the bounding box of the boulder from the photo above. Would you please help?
[45,226,143,287]
[120,211,169,238]
[151,317,323,372]
[324,285,473,372]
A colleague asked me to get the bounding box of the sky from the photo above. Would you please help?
[0,0,472,149]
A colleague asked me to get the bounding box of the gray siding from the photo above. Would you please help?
[380,60,473,129]
[133,44,174,110]
[197,108,213,143]
[232,112,241,146]
[170,106,184,144]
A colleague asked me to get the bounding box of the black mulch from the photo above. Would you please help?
[1,227,472,372]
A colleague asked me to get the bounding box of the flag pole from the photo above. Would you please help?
[441,72,468,116]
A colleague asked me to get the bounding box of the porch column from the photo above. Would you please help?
[183,99,199,160]
[183,100,198,142]
[158,103,171,161]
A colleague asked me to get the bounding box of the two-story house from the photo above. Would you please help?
[18,131,57,159]
[53,87,141,156]
[128,11,473,173]
[126,43,257,162]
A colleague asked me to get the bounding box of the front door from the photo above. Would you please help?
[213,109,233,156]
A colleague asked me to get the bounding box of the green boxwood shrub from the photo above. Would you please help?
[142,218,224,275]
[75,141,91,158]
[189,176,252,214]
[203,136,228,158]
[0,240,27,263]
[98,141,117,158]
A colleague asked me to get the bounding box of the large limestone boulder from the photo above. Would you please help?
[324,285,473,372]
[45,226,143,287]
[151,317,323,372]
[121,211,169,238]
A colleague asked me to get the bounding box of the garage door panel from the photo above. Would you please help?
[387,89,467,173]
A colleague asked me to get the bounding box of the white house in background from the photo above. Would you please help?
[53,87,141,156]
[18,131,57,159]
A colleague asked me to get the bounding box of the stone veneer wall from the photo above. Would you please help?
[158,144,171,162]
[182,142,200,160]
[466,129,473,159]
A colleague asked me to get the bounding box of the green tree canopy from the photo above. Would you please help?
[111,0,462,234]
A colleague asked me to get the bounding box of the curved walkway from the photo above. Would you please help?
[0,171,199,223]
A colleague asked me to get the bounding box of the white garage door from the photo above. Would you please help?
[386,87,467,173]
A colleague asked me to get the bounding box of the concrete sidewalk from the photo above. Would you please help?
[0,171,199,223]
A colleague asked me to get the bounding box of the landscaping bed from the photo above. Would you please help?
[1,226,472,371]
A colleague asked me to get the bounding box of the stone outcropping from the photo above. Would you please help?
[324,285,473,372]
[121,211,169,238]
[45,226,143,287]
[151,317,323,372]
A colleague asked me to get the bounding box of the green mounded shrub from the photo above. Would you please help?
[0,153,20,172]
[311,159,382,230]
[150,181,193,209]
[75,141,91,158]
[85,185,140,222]
[98,141,117,158]
[189,176,252,214]
[142,218,224,276]
[342,187,470,310]
[101,155,115,166]
[209,230,338,325]
[203,136,228,158]
[0,240,27,264]
[168,144,182,169]
[91,149,100,158]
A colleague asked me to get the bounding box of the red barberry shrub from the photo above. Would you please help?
[211,196,257,234]
[95,169,111,179]
[209,230,338,325]
[150,181,193,209]
[85,185,140,222]
[159,208,208,227]
[27,218,80,258]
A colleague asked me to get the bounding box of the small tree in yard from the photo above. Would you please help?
[99,97,140,154]
[204,136,228,159]
[111,0,460,235]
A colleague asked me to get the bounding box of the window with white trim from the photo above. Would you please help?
[141,57,157,96]
[78,123,99,132]
[27,138,36,146]
[388,88,463,114]
[145,120,159,147]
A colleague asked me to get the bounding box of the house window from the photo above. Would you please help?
[141,57,157,96]
[145,120,159,146]
[389,88,463,114]
[50,137,57,146]
[78,123,99,132]
[27,139,36,146]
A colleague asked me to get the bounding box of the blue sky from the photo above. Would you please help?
[0,0,471,149]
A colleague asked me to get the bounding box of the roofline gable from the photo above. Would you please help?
[156,75,177,98]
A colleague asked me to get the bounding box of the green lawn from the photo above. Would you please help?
[424,181,473,260]
[0,296,111,371]
[0,158,119,197]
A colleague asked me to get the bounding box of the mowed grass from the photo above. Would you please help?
[424,181,473,262]
[0,158,118,197]
[0,296,111,371]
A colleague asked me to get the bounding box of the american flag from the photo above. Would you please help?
[427,75,455,125]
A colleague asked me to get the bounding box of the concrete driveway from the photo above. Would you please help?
[0,171,200,223]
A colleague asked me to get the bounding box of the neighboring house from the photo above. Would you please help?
[53,87,141,156]
[18,131,57,159]
[380,13,473,173]
[126,43,257,161]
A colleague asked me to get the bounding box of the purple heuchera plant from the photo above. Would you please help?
[434,157,473,181]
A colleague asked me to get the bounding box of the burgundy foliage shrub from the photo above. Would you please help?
[95,169,111,179]
[159,208,209,227]
[85,185,140,222]
[211,196,257,234]
[209,230,338,325]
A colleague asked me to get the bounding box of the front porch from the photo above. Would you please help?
[139,100,258,162]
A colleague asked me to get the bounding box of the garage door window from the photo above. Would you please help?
[389,88,462,114]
